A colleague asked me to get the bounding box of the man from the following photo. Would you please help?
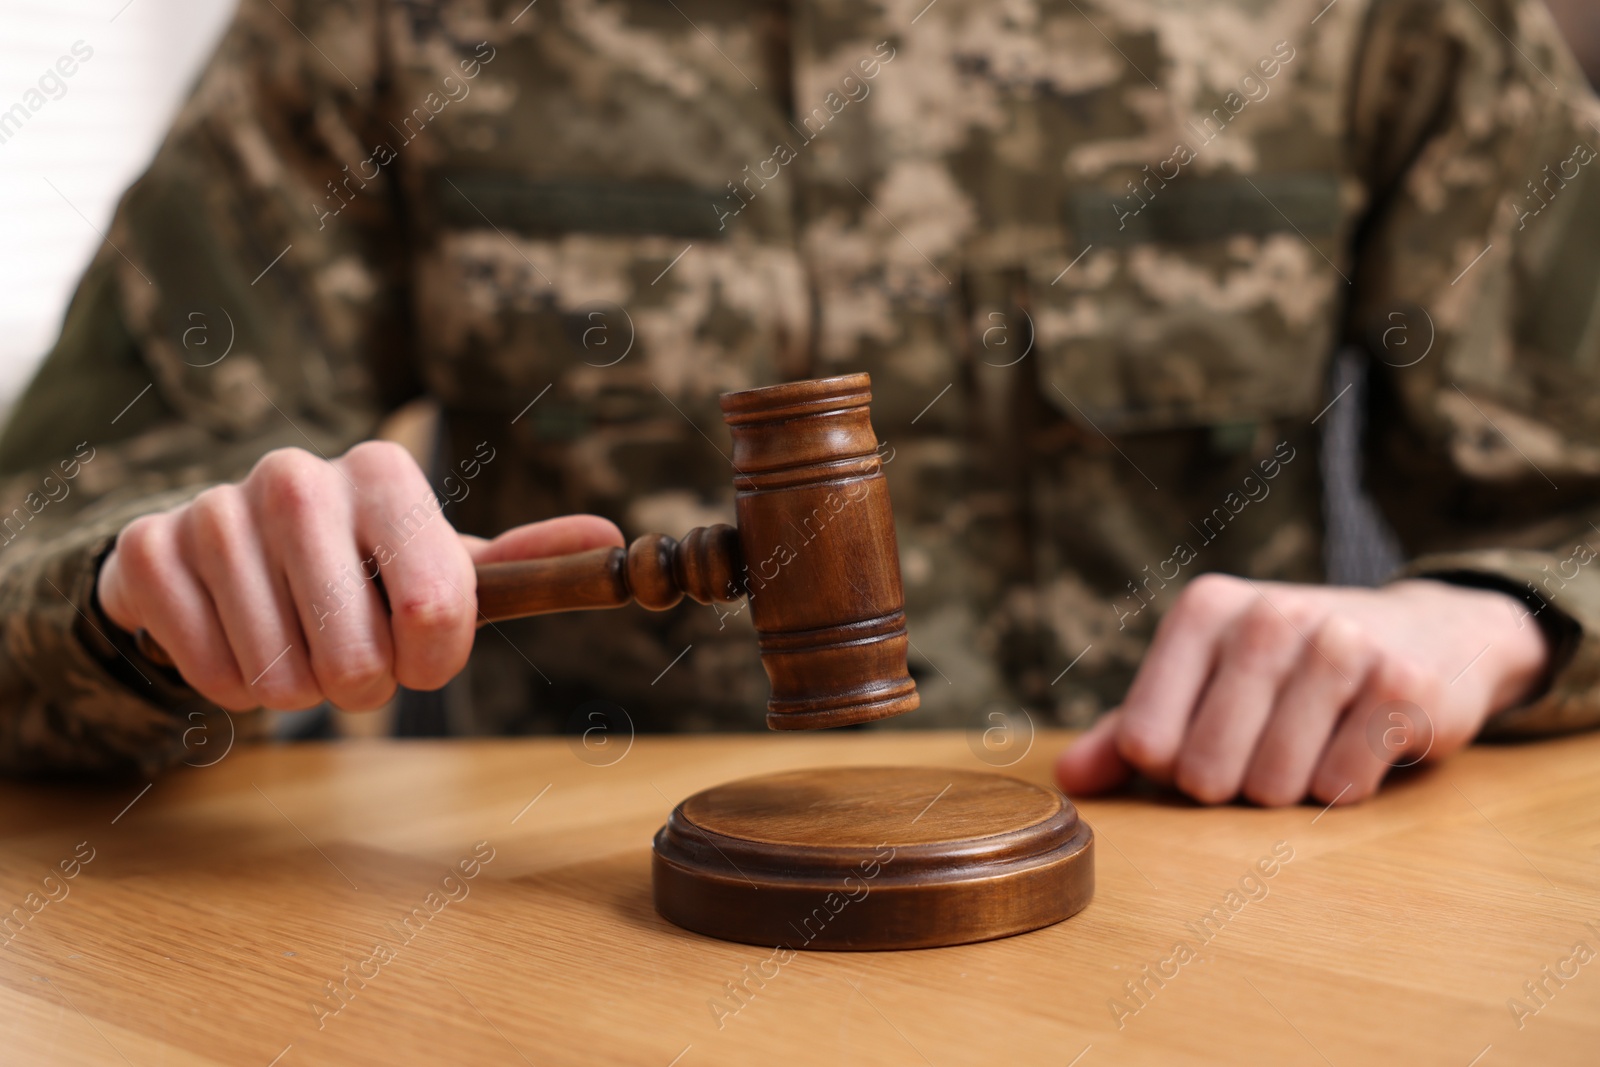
[1,0,1597,808]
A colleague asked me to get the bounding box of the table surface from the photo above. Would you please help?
[2,728,1597,1066]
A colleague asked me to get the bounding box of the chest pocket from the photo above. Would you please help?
[1032,171,1348,433]
[800,0,1363,438]
[397,0,810,429]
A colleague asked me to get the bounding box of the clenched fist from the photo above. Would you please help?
[97,442,622,712]
[1056,575,1551,807]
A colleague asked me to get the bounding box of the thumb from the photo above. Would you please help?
[1055,709,1136,796]
[460,515,625,565]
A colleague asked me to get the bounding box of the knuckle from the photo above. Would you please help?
[251,674,320,711]
[250,448,331,518]
[391,586,472,637]
[1228,602,1296,665]
[251,446,317,483]
[342,439,413,474]
[1369,656,1444,747]
[1115,720,1172,774]
[114,514,171,583]
[185,486,248,558]
[1373,654,1432,701]
[315,646,393,699]
[1173,573,1244,629]
[187,666,250,709]
[1311,614,1370,670]
[243,647,319,710]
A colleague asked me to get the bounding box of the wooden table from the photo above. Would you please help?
[2,729,1597,1066]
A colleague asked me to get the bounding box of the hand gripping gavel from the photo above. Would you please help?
[138,374,920,730]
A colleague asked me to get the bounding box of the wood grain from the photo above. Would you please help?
[2,731,1598,1066]
[720,373,919,729]
[652,766,1094,949]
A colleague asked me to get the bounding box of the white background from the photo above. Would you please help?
[0,1,236,419]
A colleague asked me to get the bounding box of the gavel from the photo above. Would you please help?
[138,374,920,730]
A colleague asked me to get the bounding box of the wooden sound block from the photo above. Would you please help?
[652,766,1094,951]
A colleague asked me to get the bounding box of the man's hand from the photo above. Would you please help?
[1056,576,1550,807]
[97,443,623,712]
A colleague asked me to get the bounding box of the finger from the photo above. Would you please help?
[1173,599,1305,804]
[1311,657,1440,806]
[465,515,625,565]
[1117,574,1254,779]
[102,513,254,710]
[252,449,394,711]
[96,516,155,636]
[1055,710,1135,795]
[1242,615,1375,807]
[183,483,322,710]
[341,442,476,692]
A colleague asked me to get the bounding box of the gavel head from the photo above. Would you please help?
[465,372,918,729]
[716,373,920,730]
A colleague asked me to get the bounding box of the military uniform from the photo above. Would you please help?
[3,0,1600,775]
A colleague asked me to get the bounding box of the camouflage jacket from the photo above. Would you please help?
[3,0,1600,775]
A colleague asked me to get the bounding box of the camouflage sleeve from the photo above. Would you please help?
[0,0,408,775]
[1348,0,1600,735]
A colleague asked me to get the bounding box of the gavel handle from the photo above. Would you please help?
[133,525,744,671]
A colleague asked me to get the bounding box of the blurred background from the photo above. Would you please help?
[0,1,236,421]
[3,0,1597,425]
[1547,0,1600,86]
